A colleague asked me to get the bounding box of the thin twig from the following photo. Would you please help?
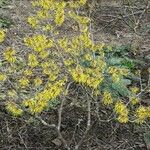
[134,1,150,32]
[75,89,91,150]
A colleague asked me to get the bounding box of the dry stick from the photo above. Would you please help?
[127,0,137,25]
[57,96,69,149]
[35,115,70,150]
[84,88,115,123]
[25,83,74,150]
[57,82,73,150]
[18,132,28,150]
[134,1,150,32]
[75,90,91,150]
[94,9,145,33]
[58,82,73,131]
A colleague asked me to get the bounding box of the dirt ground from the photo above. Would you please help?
[0,0,150,150]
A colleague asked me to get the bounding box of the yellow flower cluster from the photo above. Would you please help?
[31,0,68,28]
[7,90,17,98]
[43,24,53,31]
[58,37,70,52]
[19,77,30,87]
[6,102,23,116]
[40,60,60,81]
[27,16,39,28]
[64,58,75,66]
[130,86,139,94]
[0,73,7,81]
[24,34,53,52]
[102,91,113,105]
[69,0,87,8]
[0,29,6,43]
[69,11,90,25]
[32,0,54,10]
[79,32,93,48]
[37,10,49,19]
[130,96,139,105]
[70,65,104,89]
[114,101,129,123]
[3,48,16,63]
[108,67,129,82]
[34,77,43,87]
[55,2,66,26]
[135,106,150,123]
[22,78,66,114]
[24,69,33,76]
[28,53,39,68]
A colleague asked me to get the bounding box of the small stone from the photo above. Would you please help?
[52,138,62,146]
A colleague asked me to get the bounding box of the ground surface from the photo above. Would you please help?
[0,0,150,150]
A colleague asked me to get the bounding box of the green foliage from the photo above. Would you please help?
[48,98,61,109]
[105,44,135,69]
[111,81,131,97]
[99,44,134,98]
[0,17,13,28]
[144,130,150,149]
[0,0,10,8]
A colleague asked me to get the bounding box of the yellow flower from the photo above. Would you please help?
[93,89,100,96]
[55,9,65,26]
[93,43,105,52]
[19,77,29,87]
[6,102,23,116]
[130,97,139,105]
[0,73,7,81]
[58,37,68,49]
[24,69,33,76]
[40,61,50,69]
[34,77,43,87]
[87,78,103,89]
[130,86,139,94]
[27,16,39,28]
[43,25,53,31]
[0,29,5,43]
[49,74,57,81]
[69,0,87,8]
[22,99,35,108]
[117,114,129,123]
[37,10,49,19]
[7,90,17,98]
[24,35,53,52]
[135,106,149,123]
[102,91,113,105]
[3,48,16,63]
[39,50,49,59]
[114,101,128,115]
[28,53,38,68]
[64,59,74,66]
[108,67,129,82]
[84,54,92,61]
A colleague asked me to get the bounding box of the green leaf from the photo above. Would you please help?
[144,130,150,149]
[47,98,60,109]
[113,45,131,53]
[121,58,135,69]
[107,57,123,65]
[111,81,131,97]
[0,17,13,28]
[120,78,131,85]
[0,0,9,8]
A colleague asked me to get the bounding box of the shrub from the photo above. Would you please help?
[0,0,150,125]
